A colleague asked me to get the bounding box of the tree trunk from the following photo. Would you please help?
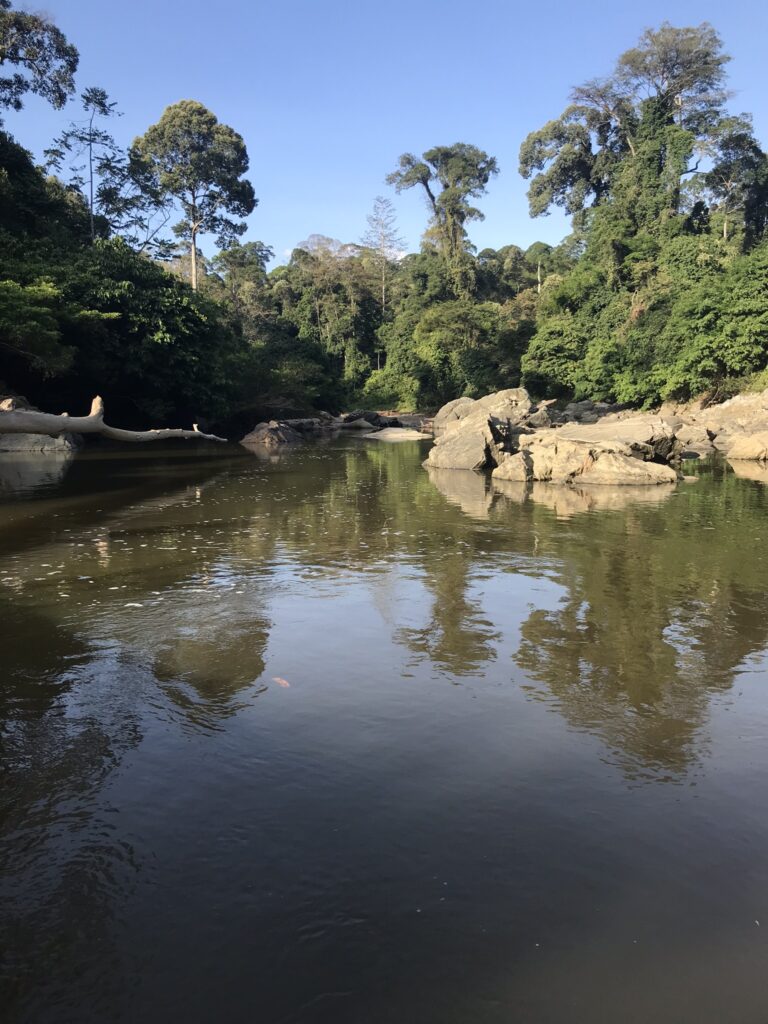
[0,397,227,443]
[190,227,198,291]
[88,138,95,242]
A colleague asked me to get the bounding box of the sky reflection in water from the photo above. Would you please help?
[2,440,768,1024]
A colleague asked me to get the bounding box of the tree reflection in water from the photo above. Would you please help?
[3,442,768,1020]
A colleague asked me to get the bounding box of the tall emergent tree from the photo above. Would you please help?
[132,100,256,290]
[517,22,768,404]
[0,0,78,112]
[45,87,120,240]
[360,195,405,312]
[518,22,731,225]
[387,144,498,299]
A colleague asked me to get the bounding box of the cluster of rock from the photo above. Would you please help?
[425,387,768,487]
[660,390,768,460]
[241,410,430,447]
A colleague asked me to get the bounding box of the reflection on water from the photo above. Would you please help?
[2,441,768,1023]
[729,458,768,484]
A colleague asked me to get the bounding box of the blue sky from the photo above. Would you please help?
[6,0,767,263]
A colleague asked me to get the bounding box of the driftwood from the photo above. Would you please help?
[0,396,227,443]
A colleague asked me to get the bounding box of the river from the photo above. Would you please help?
[2,438,768,1023]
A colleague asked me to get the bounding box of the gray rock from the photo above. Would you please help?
[341,410,397,429]
[729,460,768,483]
[241,420,304,447]
[0,431,80,454]
[555,415,679,461]
[433,396,476,437]
[522,407,552,429]
[675,423,714,457]
[492,434,678,486]
[423,415,497,471]
[727,431,768,461]
[339,417,378,430]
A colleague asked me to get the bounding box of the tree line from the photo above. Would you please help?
[1,2,767,426]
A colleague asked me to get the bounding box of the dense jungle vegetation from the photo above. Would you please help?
[1,3,768,426]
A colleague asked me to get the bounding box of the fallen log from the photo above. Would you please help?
[0,396,227,443]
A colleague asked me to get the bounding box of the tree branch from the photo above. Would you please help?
[0,396,227,443]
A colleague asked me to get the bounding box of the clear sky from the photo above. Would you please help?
[6,0,767,263]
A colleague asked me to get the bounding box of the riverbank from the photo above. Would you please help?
[423,387,768,485]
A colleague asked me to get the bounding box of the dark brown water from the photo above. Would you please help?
[2,439,768,1024]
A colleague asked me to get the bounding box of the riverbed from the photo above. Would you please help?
[2,438,768,1023]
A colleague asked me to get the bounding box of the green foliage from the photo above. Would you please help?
[3,14,768,428]
[132,101,256,289]
[0,0,78,113]
[0,279,71,373]
[0,127,250,425]
[388,143,498,299]
[520,22,768,406]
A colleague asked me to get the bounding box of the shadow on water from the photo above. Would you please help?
[2,439,768,1022]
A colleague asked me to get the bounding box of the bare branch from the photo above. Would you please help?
[0,396,227,443]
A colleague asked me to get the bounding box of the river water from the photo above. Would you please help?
[2,438,768,1023]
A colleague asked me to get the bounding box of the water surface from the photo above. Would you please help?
[2,439,768,1023]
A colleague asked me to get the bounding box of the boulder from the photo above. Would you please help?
[675,422,713,456]
[423,415,496,471]
[340,410,398,429]
[492,434,678,486]
[0,431,80,454]
[727,431,768,461]
[555,414,679,461]
[523,407,554,429]
[434,388,533,439]
[425,388,537,471]
[339,417,378,430]
[240,420,303,447]
[728,460,768,483]
[433,397,475,437]
[282,417,332,434]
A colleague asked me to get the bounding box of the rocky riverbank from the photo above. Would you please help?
[240,410,431,448]
[424,387,768,486]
